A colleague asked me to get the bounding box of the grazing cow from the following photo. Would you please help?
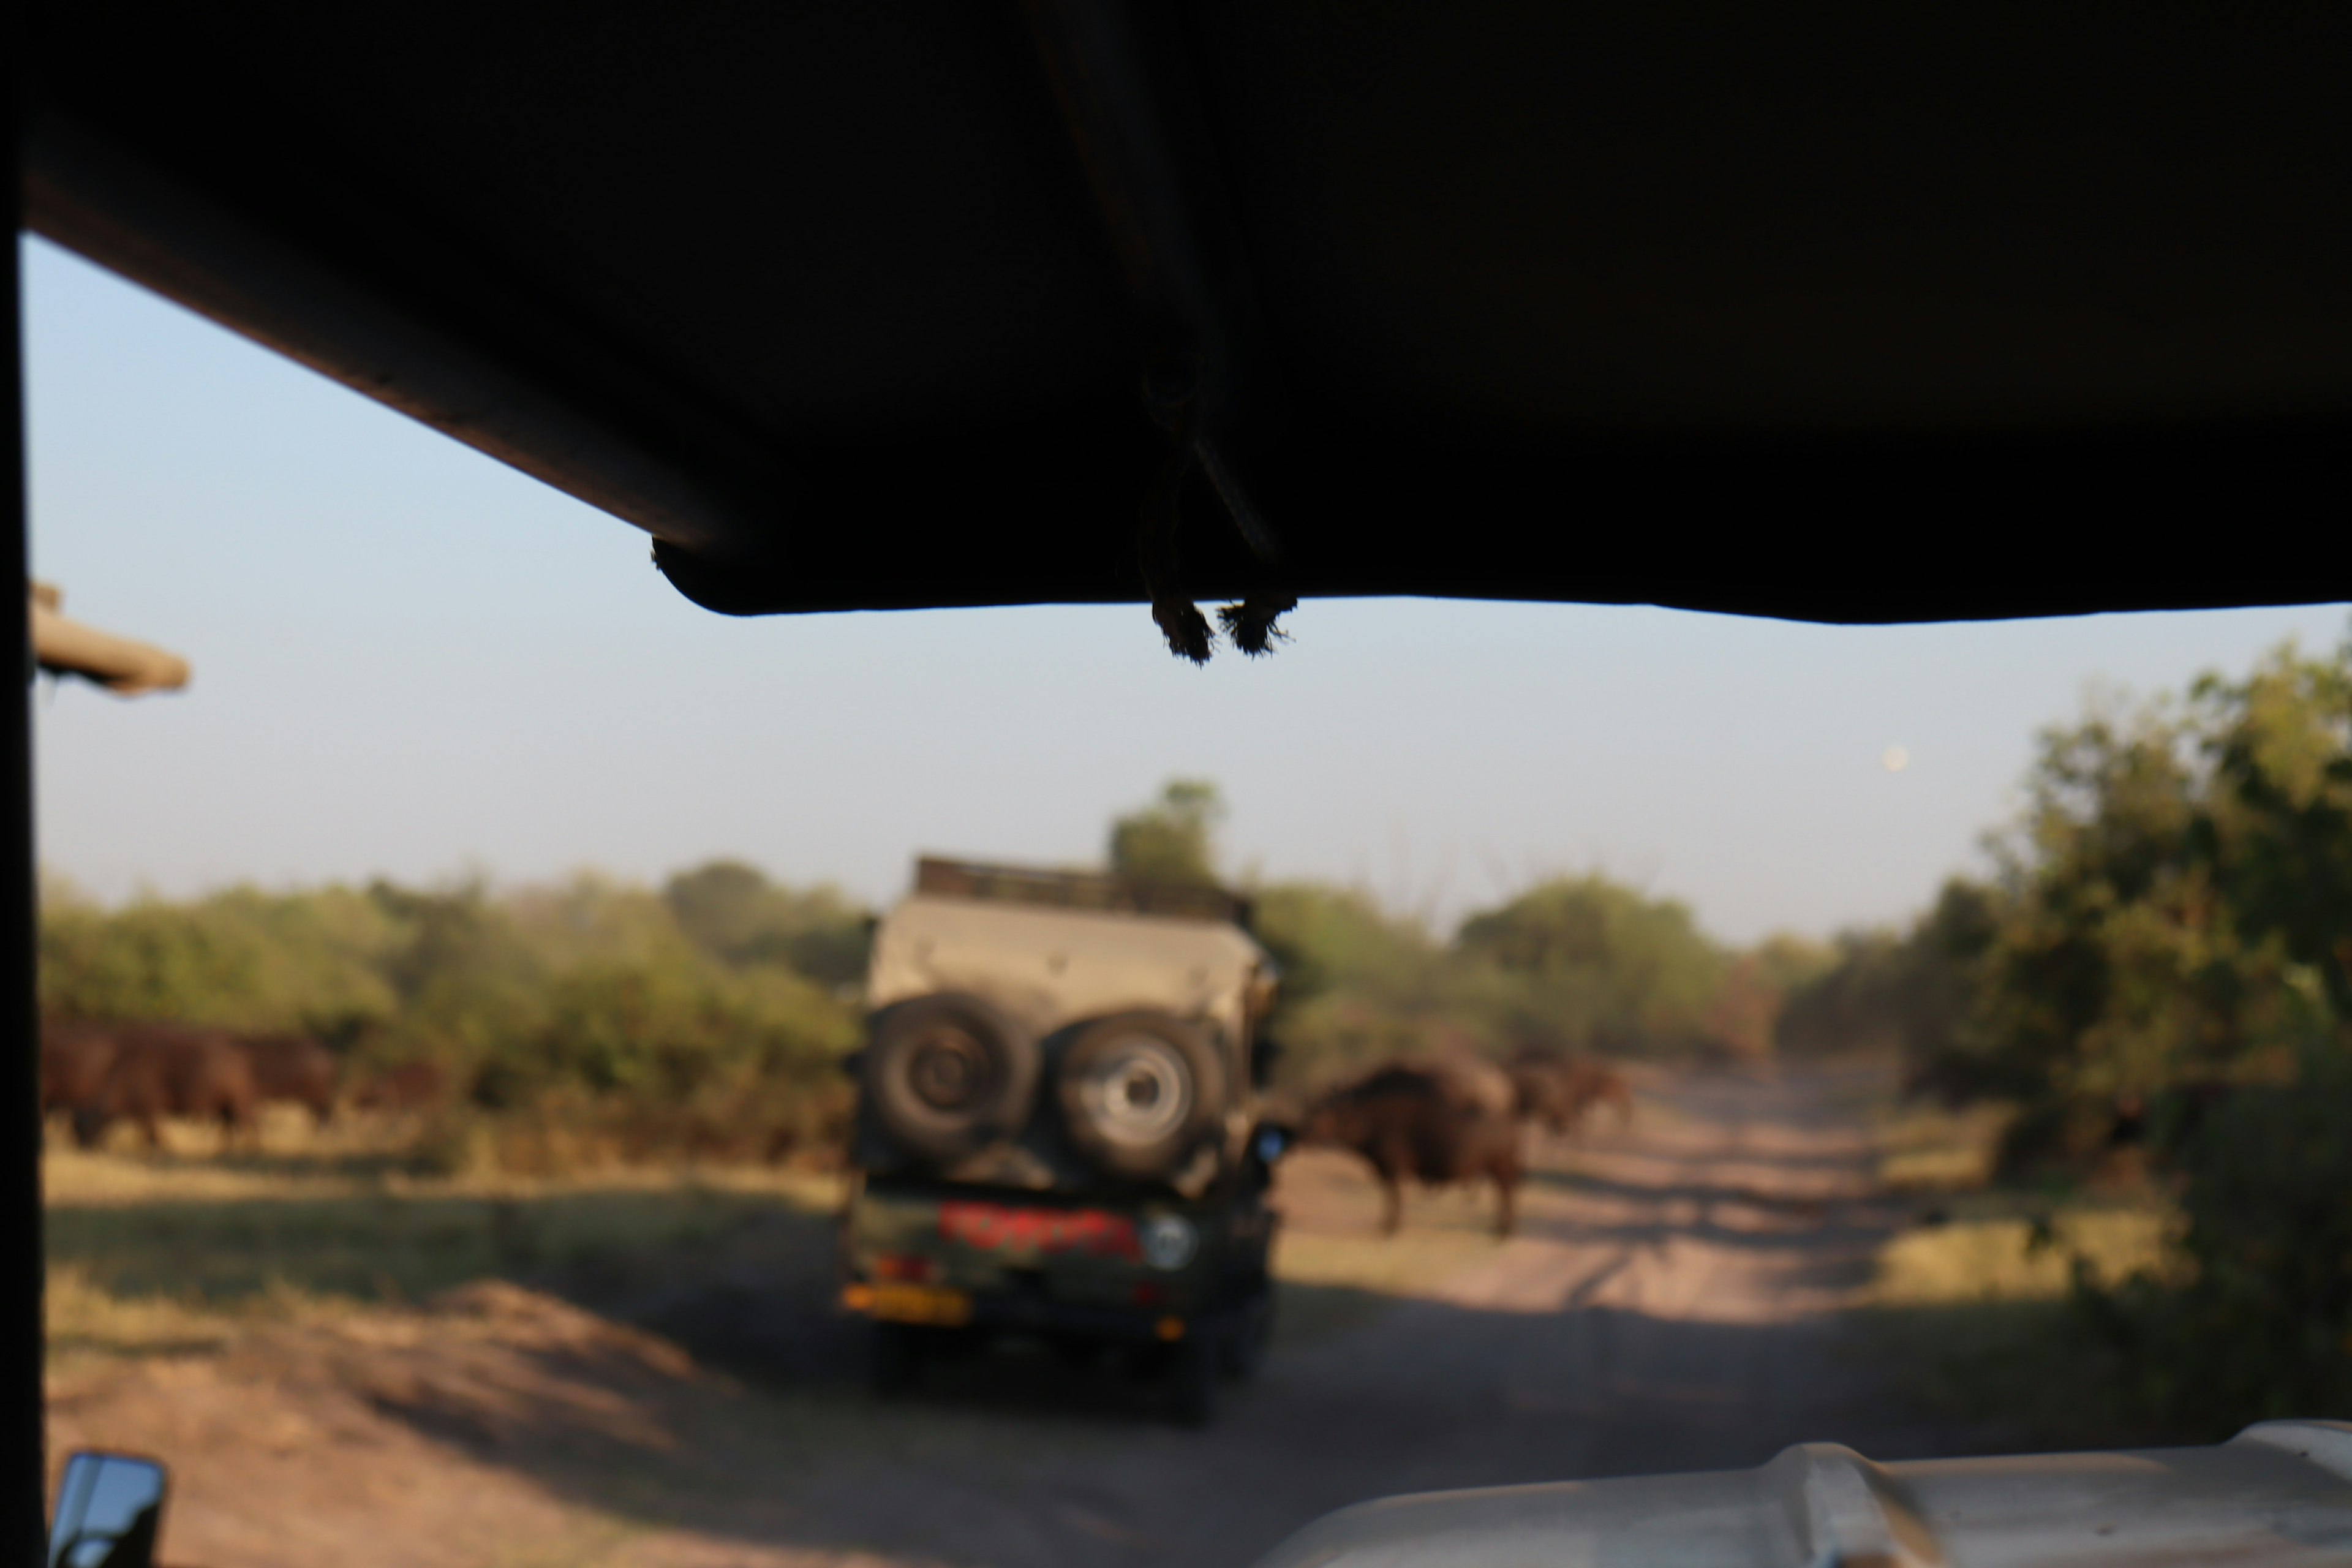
[241,1034,340,1125]
[1302,1060,1524,1238]
[1507,1046,1634,1137]
[40,1021,119,1123]
[74,1025,259,1151]
[350,1060,448,1113]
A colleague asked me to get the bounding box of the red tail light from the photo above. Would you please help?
[875,1254,938,1283]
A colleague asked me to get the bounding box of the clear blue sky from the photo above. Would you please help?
[23,235,2348,944]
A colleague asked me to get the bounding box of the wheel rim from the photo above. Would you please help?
[905,1026,996,1114]
[1077,1035,1193,1147]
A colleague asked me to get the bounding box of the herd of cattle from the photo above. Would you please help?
[39,1017,1628,1238]
[1299,1047,1632,1238]
[39,1021,445,1150]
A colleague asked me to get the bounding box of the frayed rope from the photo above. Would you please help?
[1154,599,1216,665]
[1216,596,1297,657]
[1133,380,1295,663]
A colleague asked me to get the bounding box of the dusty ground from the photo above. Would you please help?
[47,1065,2000,1568]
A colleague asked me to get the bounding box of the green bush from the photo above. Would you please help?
[1455,876,1732,1057]
[1871,641,2350,1148]
[41,879,399,1038]
[1855,633,2352,1438]
[40,862,865,1169]
[2070,1042,2352,1435]
[662,861,870,988]
[1248,870,1800,1090]
[1108,780,1226,886]
[1777,882,1994,1066]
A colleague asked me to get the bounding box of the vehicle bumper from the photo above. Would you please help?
[840,1278,1238,1343]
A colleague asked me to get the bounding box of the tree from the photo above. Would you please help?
[662,860,872,987]
[1107,779,1225,886]
[1454,876,1726,1054]
[1874,636,2352,1174]
[2195,647,2352,1023]
[662,861,777,963]
[1776,881,1996,1066]
[1246,881,1463,1084]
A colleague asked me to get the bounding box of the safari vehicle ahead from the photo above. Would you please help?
[838,858,1284,1423]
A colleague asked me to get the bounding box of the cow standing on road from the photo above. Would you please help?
[1507,1046,1634,1139]
[1301,1059,1524,1238]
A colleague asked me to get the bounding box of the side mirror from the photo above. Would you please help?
[50,1451,168,1568]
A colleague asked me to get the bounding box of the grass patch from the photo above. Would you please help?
[43,1265,248,1362]
[1849,1072,2197,1446]
[48,1128,1506,1370]
[1859,1196,2185,1446]
[1872,1100,2016,1194]
[1874,1206,2178,1306]
[43,1144,843,1369]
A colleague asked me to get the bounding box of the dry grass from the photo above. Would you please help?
[53,1101,443,1164]
[46,1120,1514,1370]
[1857,1111,2188,1448]
[1834,1070,2207,1444]
[1872,1098,2016,1194]
[1872,1206,2181,1308]
[1859,1072,2181,1308]
[1856,1205,2187,1450]
[43,1129,844,1373]
[45,1140,844,1209]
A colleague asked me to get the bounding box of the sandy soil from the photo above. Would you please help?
[47,1064,1992,1568]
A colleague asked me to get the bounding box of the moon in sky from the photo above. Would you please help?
[1883,744,1911,773]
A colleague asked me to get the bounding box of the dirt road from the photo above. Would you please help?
[48,1065,1988,1568]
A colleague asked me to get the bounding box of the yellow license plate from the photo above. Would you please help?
[864,1283,973,1327]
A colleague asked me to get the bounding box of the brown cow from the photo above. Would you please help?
[1507,1046,1634,1137]
[1302,1059,1524,1238]
[241,1034,339,1125]
[40,1021,119,1123]
[74,1025,259,1151]
[349,1061,447,1113]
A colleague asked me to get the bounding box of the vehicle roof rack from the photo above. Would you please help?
[914,857,1251,927]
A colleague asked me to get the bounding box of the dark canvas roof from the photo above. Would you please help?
[23,2,2352,633]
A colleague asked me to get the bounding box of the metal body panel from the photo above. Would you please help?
[1249,1423,2352,1568]
[869,894,1268,1049]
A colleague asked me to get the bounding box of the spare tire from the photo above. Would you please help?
[1057,1012,1226,1181]
[864,993,1039,1165]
